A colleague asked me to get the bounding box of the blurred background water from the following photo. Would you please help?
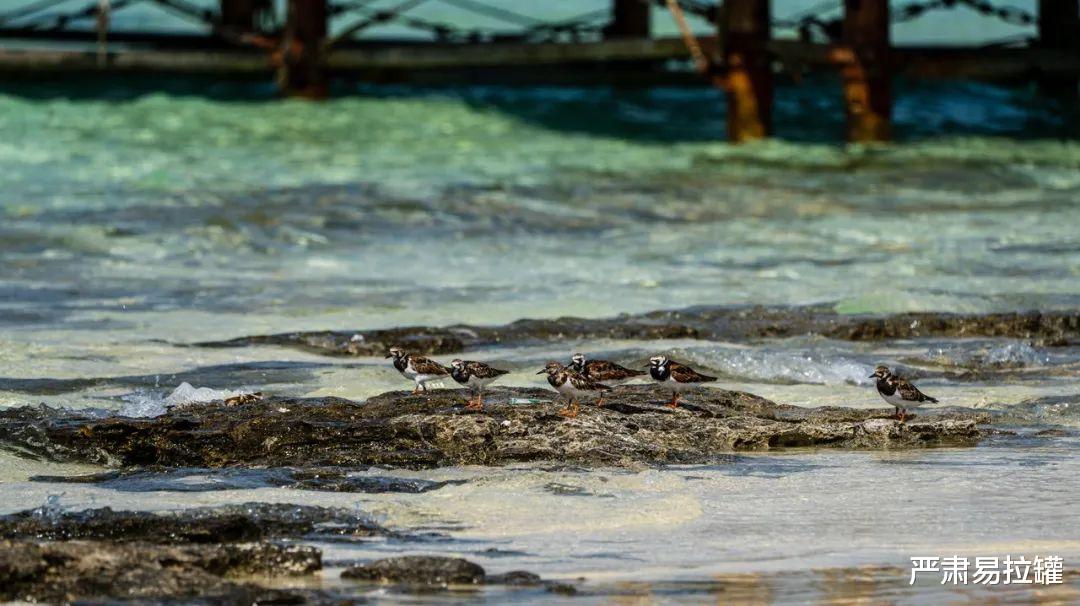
[2,78,1078,382]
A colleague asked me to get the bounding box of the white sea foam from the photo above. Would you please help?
[925,340,1050,368]
[673,344,874,386]
[118,382,244,418]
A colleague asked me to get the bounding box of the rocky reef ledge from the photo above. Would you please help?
[0,386,988,469]
[0,503,562,603]
[194,307,1080,357]
[0,539,321,604]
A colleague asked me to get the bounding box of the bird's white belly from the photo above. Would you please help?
[666,377,697,393]
[555,382,577,396]
[414,373,441,385]
[467,375,495,389]
[556,382,589,399]
[879,391,910,408]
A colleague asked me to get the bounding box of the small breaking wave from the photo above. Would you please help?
[669,342,874,386]
[921,340,1052,369]
[118,382,244,418]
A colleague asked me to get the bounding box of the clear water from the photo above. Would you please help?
[1,76,1079,602]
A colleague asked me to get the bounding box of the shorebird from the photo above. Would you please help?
[537,361,611,418]
[567,352,645,406]
[386,347,449,394]
[870,365,938,422]
[646,355,716,408]
[449,359,509,410]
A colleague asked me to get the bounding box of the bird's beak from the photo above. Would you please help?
[385,354,393,358]
[643,363,651,368]
[536,369,547,375]
[868,374,875,378]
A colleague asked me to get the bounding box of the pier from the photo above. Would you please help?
[1,0,1077,142]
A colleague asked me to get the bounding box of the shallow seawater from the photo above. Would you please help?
[2,78,1079,602]
[3,442,1080,603]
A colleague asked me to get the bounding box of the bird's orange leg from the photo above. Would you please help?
[596,393,606,407]
[412,384,421,395]
[559,398,579,418]
[898,409,907,423]
[667,392,680,408]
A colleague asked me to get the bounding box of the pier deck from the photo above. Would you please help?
[1,0,1077,141]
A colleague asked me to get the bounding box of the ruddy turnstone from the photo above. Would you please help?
[870,365,938,422]
[537,361,611,418]
[567,353,645,406]
[646,355,716,408]
[386,347,449,394]
[449,359,509,411]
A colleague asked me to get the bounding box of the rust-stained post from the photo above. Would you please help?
[720,0,773,142]
[96,0,110,67]
[1037,0,1079,97]
[279,0,328,99]
[840,0,891,141]
[606,0,651,38]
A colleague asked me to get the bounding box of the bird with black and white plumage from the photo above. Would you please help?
[449,359,509,411]
[567,352,645,406]
[869,365,938,422]
[646,355,716,408]
[537,361,611,418]
[386,347,450,395]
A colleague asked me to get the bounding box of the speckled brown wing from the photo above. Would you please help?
[668,361,716,383]
[465,361,509,378]
[566,370,611,392]
[410,355,449,376]
[896,378,938,403]
[583,359,645,382]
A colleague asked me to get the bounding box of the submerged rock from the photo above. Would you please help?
[341,555,568,593]
[31,466,458,494]
[0,386,988,469]
[0,539,319,604]
[342,555,485,586]
[0,502,387,543]
[199,327,465,357]
[194,307,1080,356]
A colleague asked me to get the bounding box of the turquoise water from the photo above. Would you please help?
[1,79,1078,394]
[1,77,1079,601]
[2,81,1078,348]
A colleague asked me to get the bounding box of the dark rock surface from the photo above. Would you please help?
[341,555,571,593]
[194,306,1080,356]
[342,555,485,586]
[0,502,388,543]
[0,539,320,604]
[0,385,989,469]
